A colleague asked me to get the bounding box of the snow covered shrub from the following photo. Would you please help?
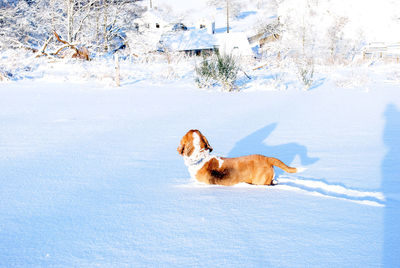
[215,53,239,91]
[195,52,239,92]
[296,57,314,90]
[195,54,216,88]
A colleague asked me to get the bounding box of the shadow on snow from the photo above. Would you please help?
[227,123,385,206]
[228,123,319,177]
[382,104,400,266]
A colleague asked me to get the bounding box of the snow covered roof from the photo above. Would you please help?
[159,29,216,51]
[158,30,254,57]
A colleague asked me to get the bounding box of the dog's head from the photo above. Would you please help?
[177,129,213,157]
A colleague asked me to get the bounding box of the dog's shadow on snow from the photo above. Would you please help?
[228,123,319,177]
[227,124,385,206]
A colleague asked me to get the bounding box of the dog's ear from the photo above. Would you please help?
[186,140,195,156]
[178,130,197,156]
[178,143,194,156]
[200,133,213,152]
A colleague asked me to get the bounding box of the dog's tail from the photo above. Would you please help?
[269,157,297,173]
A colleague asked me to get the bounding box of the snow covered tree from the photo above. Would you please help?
[326,15,348,63]
[278,0,358,64]
[279,0,318,57]
[0,0,142,56]
[277,0,319,88]
[0,0,52,50]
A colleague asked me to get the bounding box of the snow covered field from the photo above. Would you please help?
[1,0,400,265]
[0,77,399,267]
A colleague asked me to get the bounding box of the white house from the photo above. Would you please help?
[215,32,254,57]
[133,10,169,32]
[196,18,216,35]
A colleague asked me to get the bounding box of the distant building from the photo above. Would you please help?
[158,30,254,57]
[215,32,254,57]
[196,18,216,35]
[259,33,281,48]
[133,10,169,32]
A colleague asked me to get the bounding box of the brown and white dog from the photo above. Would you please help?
[177,129,298,186]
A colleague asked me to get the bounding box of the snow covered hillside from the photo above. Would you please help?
[0,79,399,267]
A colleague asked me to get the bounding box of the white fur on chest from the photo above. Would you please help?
[183,132,224,180]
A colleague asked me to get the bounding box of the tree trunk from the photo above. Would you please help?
[103,0,108,53]
[226,0,229,33]
[67,0,74,42]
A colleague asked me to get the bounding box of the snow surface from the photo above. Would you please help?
[0,78,399,267]
[1,0,400,266]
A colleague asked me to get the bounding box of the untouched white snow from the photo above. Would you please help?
[0,79,399,267]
